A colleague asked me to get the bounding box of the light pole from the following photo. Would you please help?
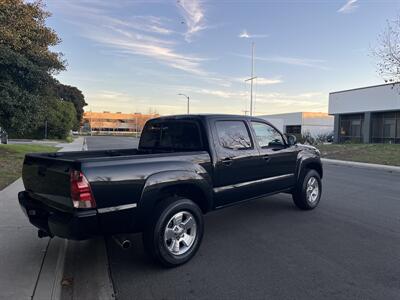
[245,42,257,116]
[89,107,93,136]
[178,93,190,114]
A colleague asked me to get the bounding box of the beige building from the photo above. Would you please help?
[82,111,159,134]
[257,112,334,137]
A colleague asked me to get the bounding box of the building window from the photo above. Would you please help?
[285,125,301,135]
[372,111,400,144]
[339,114,364,143]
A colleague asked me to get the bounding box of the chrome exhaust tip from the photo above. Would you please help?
[113,235,131,249]
[38,229,50,238]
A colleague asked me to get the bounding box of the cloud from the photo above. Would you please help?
[84,90,184,114]
[177,0,206,41]
[132,84,327,114]
[255,91,324,105]
[251,92,327,113]
[93,90,131,101]
[235,53,328,70]
[59,2,209,76]
[110,16,174,35]
[256,77,282,85]
[90,33,208,75]
[84,90,133,111]
[337,0,359,14]
[197,89,247,98]
[236,76,282,85]
[192,88,322,103]
[258,56,327,69]
[239,30,269,39]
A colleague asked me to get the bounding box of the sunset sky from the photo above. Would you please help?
[46,0,400,115]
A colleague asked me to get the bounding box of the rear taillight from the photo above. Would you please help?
[70,170,96,209]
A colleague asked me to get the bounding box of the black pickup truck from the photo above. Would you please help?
[19,114,323,267]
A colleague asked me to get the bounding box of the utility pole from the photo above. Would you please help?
[135,115,138,138]
[178,93,190,114]
[245,42,257,116]
[44,120,48,139]
[90,107,93,136]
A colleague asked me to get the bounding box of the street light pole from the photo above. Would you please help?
[245,42,257,116]
[178,93,190,114]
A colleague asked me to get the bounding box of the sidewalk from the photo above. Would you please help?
[0,137,85,299]
[8,139,62,147]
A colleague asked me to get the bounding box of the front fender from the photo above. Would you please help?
[296,153,323,180]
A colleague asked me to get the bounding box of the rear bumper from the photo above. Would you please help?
[18,191,100,240]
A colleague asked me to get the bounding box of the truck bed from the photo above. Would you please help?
[22,149,212,210]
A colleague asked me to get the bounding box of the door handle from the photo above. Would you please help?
[221,157,233,166]
[262,155,271,162]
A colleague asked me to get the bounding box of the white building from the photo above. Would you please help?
[257,112,334,137]
[329,83,400,143]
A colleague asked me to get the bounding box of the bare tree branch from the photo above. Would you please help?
[373,16,400,83]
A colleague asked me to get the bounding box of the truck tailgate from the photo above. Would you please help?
[22,154,75,212]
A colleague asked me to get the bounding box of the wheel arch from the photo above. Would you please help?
[157,183,212,213]
[297,158,323,180]
[137,170,213,229]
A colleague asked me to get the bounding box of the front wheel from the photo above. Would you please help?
[143,197,204,267]
[292,169,322,210]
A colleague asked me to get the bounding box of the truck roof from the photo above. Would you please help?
[148,114,268,122]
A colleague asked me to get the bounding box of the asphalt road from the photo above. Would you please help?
[86,136,400,300]
[85,135,139,150]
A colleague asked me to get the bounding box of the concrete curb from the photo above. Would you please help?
[322,158,400,173]
[32,137,94,300]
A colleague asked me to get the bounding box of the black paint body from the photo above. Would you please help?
[18,115,323,240]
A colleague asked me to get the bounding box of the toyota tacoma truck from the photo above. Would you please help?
[19,114,323,267]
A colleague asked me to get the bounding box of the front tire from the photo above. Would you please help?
[292,169,322,210]
[143,197,204,267]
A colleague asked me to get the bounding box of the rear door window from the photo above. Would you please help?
[215,121,252,150]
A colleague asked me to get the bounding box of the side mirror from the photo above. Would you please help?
[286,134,297,146]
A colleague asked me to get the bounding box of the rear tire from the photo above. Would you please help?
[143,197,204,267]
[292,169,322,210]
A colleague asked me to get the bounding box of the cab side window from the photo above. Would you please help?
[216,121,252,150]
[251,122,285,148]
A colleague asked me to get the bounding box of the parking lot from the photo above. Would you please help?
[85,136,400,300]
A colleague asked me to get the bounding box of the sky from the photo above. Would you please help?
[45,0,400,116]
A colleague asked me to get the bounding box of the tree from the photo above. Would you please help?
[40,98,77,139]
[0,0,65,73]
[374,17,400,83]
[55,83,87,129]
[0,0,78,137]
